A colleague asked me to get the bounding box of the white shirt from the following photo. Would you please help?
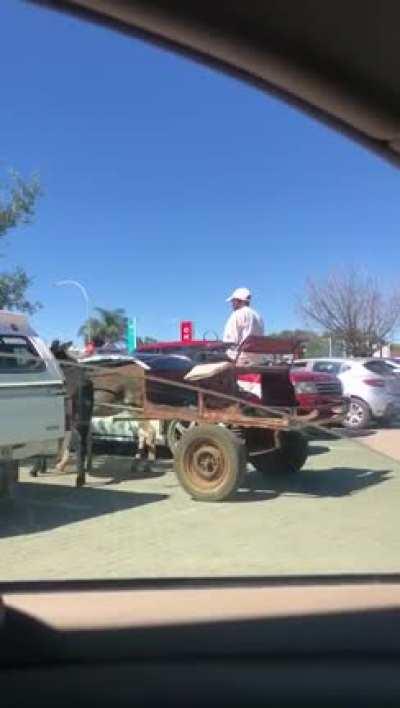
[223,305,264,362]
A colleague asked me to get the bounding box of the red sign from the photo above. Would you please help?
[180,320,194,342]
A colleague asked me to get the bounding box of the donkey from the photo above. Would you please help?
[31,347,158,486]
[62,357,157,484]
[89,363,157,467]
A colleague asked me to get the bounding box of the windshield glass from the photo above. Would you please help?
[2,0,400,584]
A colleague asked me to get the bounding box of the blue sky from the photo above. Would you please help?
[2,0,400,344]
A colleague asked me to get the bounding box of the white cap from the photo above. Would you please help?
[226,287,251,302]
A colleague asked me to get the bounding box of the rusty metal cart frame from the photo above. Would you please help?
[91,347,344,501]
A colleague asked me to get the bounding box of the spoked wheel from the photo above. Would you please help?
[344,398,371,430]
[166,419,197,455]
[175,424,246,501]
[251,430,309,475]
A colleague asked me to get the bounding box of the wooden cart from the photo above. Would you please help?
[75,335,345,500]
[111,355,343,502]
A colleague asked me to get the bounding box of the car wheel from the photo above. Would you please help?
[344,398,371,429]
[166,419,197,455]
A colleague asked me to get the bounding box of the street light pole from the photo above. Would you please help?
[54,280,92,343]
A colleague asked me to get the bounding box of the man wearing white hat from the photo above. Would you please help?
[223,287,264,363]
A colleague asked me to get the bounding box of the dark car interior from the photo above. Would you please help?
[4,1,400,705]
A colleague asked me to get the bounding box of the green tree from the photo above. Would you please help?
[268,328,344,358]
[269,328,314,340]
[0,170,42,313]
[78,307,128,344]
[0,268,41,315]
[304,336,330,358]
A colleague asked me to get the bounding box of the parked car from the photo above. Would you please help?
[137,339,230,363]
[292,358,400,429]
[0,310,65,496]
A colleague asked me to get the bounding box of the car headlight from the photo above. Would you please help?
[294,381,318,394]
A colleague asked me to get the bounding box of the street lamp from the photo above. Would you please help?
[54,279,92,343]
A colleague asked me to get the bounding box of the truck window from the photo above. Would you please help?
[0,336,44,373]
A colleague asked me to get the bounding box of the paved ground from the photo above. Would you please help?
[0,429,399,581]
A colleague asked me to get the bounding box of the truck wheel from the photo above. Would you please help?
[344,398,371,430]
[252,430,309,474]
[166,419,197,455]
[175,424,246,501]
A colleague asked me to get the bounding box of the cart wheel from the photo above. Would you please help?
[252,430,309,474]
[175,424,246,501]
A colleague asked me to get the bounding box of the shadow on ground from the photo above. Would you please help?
[88,456,171,485]
[306,427,376,442]
[29,454,172,486]
[232,466,392,502]
[92,441,172,460]
[0,481,168,539]
[308,445,331,456]
[337,428,379,439]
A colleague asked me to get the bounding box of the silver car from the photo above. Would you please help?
[292,358,400,429]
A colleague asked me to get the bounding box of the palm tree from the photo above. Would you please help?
[78,307,127,344]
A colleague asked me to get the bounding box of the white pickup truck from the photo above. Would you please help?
[0,311,65,497]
